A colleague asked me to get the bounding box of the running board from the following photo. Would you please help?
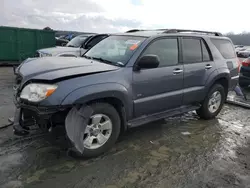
[128,105,200,128]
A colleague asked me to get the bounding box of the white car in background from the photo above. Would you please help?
[235,45,244,49]
[35,34,109,57]
[237,48,250,58]
[13,34,109,74]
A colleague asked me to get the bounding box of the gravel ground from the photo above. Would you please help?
[0,67,250,188]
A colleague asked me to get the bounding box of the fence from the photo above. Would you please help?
[0,26,55,64]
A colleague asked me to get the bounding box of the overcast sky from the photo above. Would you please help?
[1,0,249,34]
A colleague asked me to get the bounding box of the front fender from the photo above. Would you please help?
[61,83,132,118]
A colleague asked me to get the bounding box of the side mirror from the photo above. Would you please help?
[136,55,160,70]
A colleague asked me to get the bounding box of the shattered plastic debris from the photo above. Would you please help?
[226,86,250,109]
[65,105,93,154]
[181,132,191,135]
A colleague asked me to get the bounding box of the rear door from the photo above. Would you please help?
[181,37,216,105]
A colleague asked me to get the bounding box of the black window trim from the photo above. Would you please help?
[201,38,213,62]
[181,36,213,64]
[135,36,181,69]
[84,34,109,49]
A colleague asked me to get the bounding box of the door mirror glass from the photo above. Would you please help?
[137,55,160,69]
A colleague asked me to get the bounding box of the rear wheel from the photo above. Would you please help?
[196,84,226,120]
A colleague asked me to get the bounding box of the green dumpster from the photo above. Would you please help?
[0,26,55,65]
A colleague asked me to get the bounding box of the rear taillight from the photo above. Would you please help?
[241,58,250,67]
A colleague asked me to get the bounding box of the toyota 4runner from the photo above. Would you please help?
[13,29,239,157]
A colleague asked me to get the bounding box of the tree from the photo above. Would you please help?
[43,27,53,31]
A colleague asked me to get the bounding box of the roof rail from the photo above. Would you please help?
[125,29,144,33]
[162,29,222,36]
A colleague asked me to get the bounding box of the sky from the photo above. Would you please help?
[1,0,249,34]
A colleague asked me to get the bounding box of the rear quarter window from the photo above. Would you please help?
[211,38,236,59]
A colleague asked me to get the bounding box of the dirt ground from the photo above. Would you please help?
[0,67,250,188]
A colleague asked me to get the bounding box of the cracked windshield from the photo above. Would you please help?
[1,0,250,188]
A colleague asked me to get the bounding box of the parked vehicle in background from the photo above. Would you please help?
[235,45,244,48]
[55,37,69,46]
[239,57,250,88]
[35,34,109,57]
[235,46,246,55]
[13,29,239,157]
[237,49,250,58]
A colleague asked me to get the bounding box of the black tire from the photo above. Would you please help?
[196,84,226,120]
[67,103,121,158]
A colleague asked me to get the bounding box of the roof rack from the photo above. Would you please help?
[125,29,144,33]
[162,29,222,36]
[125,28,222,36]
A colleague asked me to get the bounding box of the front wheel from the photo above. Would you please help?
[196,84,226,120]
[66,103,121,158]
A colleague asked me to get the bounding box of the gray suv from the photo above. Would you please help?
[13,29,239,157]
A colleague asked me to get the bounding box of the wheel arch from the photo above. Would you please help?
[85,97,128,133]
[205,72,230,98]
[61,83,132,133]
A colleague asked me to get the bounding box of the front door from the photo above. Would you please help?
[181,37,216,105]
[132,37,184,118]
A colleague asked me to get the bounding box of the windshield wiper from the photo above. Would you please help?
[92,57,113,64]
[82,55,123,67]
[82,55,92,59]
[66,45,76,47]
[91,57,122,67]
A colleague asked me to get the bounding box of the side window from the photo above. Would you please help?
[201,40,211,61]
[211,38,236,59]
[182,38,202,63]
[142,38,178,67]
[86,35,107,49]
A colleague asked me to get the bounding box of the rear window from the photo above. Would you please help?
[211,38,236,59]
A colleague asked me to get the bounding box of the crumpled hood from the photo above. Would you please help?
[38,46,79,55]
[18,57,119,82]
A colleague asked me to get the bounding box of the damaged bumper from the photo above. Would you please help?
[13,98,68,136]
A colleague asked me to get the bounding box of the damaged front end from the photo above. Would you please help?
[12,80,92,155]
[13,103,68,136]
[12,75,69,136]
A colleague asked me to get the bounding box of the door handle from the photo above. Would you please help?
[205,64,212,70]
[173,69,183,75]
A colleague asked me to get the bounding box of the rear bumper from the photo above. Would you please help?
[239,74,250,88]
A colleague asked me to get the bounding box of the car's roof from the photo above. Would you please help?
[112,29,227,39]
[79,33,109,37]
[78,34,95,37]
